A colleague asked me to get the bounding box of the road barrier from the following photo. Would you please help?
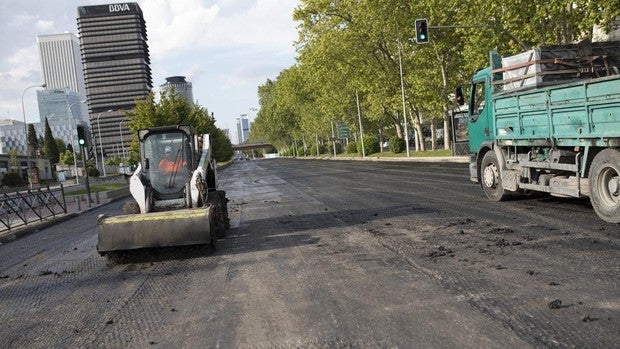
[0,185,67,232]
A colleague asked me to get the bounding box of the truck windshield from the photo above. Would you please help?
[469,80,486,121]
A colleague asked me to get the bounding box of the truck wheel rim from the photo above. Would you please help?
[598,166,620,207]
[483,163,498,188]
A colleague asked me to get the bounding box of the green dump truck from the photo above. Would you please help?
[459,41,620,223]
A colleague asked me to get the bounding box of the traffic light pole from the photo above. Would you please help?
[427,24,529,50]
[80,145,92,207]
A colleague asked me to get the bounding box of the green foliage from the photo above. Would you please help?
[59,150,74,165]
[389,137,406,154]
[106,156,122,167]
[86,158,98,177]
[43,118,59,166]
[126,90,233,163]
[357,136,379,155]
[8,149,19,170]
[296,148,305,157]
[345,142,357,154]
[249,0,618,153]
[310,144,326,156]
[55,138,67,155]
[27,124,38,156]
[1,171,25,187]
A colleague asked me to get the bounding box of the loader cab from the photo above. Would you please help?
[138,126,196,200]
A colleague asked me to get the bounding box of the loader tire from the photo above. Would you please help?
[208,190,230,238]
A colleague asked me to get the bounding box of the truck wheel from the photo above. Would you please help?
[589,149,620,223]
[481,150,507,201]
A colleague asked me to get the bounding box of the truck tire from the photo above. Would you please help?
[480,150,507,201]
[589,149,620,223]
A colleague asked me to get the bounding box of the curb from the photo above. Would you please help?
[284,155,469,164]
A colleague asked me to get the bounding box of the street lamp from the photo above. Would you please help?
[119,119,127,160]
[96,109,113,177]
[21,83,46,188]
[67,100,86,184]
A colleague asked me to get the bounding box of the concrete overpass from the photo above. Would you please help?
[232,142,274,151]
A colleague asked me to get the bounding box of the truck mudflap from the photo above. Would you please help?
[97,206,214,254]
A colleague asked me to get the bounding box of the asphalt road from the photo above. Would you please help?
[0,158,618,348]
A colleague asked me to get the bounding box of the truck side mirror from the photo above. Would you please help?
[455,86,465,105]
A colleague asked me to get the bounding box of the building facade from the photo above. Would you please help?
[77,2,152,158]
[236,115,250,144]
[37,88,87,123]
[37,33,88,121]
[0,118,89,159]
[160,76,194,104]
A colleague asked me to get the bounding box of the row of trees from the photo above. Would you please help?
[125,90,233,164]
[249,0,619,154]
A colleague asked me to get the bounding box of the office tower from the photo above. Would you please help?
[236,115,249,144]
[77,2,152,158]
[160,76,194,104]
[37,33,88,123]
[37,88,86,123]
[37,33,87,96]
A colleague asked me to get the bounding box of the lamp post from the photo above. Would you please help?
[96,109,113,177]
[67,100,86,184]
[119,119,127,160]
[21,83,46,188]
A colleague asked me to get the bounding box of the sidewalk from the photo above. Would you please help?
[0,190,130,244]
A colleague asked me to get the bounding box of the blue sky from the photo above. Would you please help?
[0,0,299,144]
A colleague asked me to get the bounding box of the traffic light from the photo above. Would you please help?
[77,125,87,147]
[415,18,429,44]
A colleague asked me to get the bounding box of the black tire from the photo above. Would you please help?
[207,190,230,238]
[480,150,507,201]
[589,149,620,223]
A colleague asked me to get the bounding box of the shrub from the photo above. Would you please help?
[389,137,406,154]
[87,167,100,177]
[345,142,357,154]
[357,136,379,155]
[310,144,326,156]
[296,148,305,157]
[1,171,26,187]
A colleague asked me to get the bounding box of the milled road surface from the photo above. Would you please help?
[0,159,618,348]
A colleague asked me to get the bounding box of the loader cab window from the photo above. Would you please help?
[469,80,486,122]
[143,132,191,197]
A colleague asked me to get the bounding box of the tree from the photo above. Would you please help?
[252,0,620,154]
[55,138,67,155]
[125,90,233,163]
[27,124,38,156]
[59,150,74,166]
[43,118,60,168]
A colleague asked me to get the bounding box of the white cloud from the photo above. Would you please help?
[35,19,54,31]
[141,0,297,60]
[141,0,220,58]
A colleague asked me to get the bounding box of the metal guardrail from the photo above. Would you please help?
[0,185,67,232]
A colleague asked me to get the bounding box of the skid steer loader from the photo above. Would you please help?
[97,125,229,255]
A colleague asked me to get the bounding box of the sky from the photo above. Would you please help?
[0,0,299,144]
